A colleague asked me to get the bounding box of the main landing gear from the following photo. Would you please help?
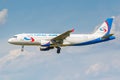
[56,47,61,54]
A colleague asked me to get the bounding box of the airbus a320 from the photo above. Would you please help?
[8,18,115,54]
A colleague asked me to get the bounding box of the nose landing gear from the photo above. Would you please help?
[21,45,24,52]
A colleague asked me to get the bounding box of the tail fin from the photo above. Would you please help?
[94,18,113,36]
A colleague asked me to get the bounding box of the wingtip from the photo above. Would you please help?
[71,28,75,32]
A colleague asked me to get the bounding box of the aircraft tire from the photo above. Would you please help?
[57,47,61,54]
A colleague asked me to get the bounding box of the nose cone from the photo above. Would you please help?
[8,38,12,44]
[8,38,16,44]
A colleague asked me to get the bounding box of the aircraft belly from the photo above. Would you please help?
[13,41,40,46]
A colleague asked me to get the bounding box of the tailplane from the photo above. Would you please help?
[94,18,113,37]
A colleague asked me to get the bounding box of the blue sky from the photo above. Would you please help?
[0,0,120,80]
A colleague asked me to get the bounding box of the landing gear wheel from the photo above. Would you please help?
[57,47,61,54]
[21,45,24,52]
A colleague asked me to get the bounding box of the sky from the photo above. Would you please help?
[0,0,120,80]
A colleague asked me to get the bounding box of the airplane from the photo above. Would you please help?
[8,18,115,54]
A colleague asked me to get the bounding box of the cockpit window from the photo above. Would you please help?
[13,36,17,38]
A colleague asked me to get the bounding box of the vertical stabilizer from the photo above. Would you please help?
[94,18,113,36]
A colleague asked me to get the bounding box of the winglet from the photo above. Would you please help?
[71,28,75,32]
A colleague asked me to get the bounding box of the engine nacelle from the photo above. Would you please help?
[40,46,54,51]
[40,40,50,46]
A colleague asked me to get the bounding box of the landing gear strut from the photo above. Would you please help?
[56,47,61,54]
[21,45,24,52]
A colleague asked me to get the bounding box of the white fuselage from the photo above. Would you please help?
[8,33,99,46]
[8,18,115,53]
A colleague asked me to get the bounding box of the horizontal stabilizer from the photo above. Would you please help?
[101,34,114,40]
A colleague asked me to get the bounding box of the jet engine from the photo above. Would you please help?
[40,40,50,46]
[40,46,54,51]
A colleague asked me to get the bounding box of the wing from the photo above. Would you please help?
[51,29,74,46]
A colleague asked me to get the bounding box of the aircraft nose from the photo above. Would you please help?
[8,38,12,43]
[8,38,14,44]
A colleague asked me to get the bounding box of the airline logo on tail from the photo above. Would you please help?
[99,21,108,33]
[100,26,107,32]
